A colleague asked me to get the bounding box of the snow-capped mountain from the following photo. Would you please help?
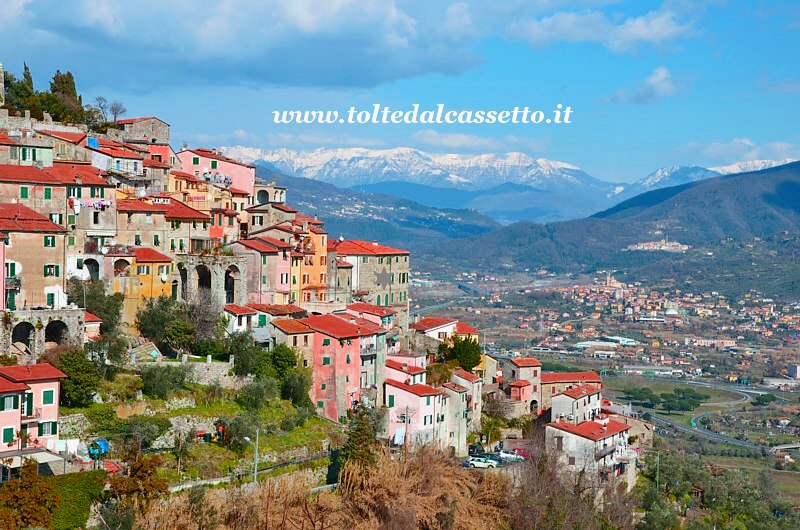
[620,165,721,198]
[220,146,617,193]
[709,158,797,175]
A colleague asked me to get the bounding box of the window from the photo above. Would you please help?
[44,235,56,247]
[137,265,151,275]
[38,422,56,436]
[154,235,160,246]
[145,213,153,224]
[179,239,185,251]
[317,401,324,409]
[388,395,395,407]
[158,265,169,275]
[192,156,200,165]
[68,236,75,246]
[258,315,267,327]
[321,383,327,390]
[568,456,576,465]
[303,335,308,347]
[322,357,331,366]
[1,395,16,411]
[426,396,431,406]
[67,186,81,198]
[2,427,13,444]
[49,213,63,224]
[555,436,563,451]
[292,336,298,347]
[227,216,234,226]
[93,211,100,225]
[211,160,218,169]
[322,338,331,346]
[44,264,60,277]
[43,389,54,405]
[170,239,176,251]
[345,375,349,383]
[44,187,52,200]
[46,293,55,307]
[280,273,288,284]
[77,259,84,269]
[346,355,351,364]
[20,186,28,199]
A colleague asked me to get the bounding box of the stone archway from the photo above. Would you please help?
[11,322,34,349]
[84,258,100,281]
[224,265,240,304]
[257,190,268,204]
[114,258,131,277]
[530,399,539,415]
[196,264,211,291]
[178,263,188,300]
[45,320,69,346]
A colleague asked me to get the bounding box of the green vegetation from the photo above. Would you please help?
[50,348,101,407]
[753,393,778,406]
[46,470,107,530]
[0,459,61,529]
[141,364,189,399]
[438,335,482,371]
[339,406,379,469]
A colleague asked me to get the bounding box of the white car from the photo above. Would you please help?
[497,450,525,462]
[467,457,497,469]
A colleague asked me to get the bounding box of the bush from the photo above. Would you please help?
[141,365,188,399]
[46,470,107,530]
[54,348,101,407]
[280,367,313,408]
[101,373,143,402]
[236,379,278,411]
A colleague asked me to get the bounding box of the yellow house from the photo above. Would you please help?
[109,247,174,331]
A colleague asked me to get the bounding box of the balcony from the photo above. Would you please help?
[595,445,616,461]
[5,277,21,290]
[21,407,41,420]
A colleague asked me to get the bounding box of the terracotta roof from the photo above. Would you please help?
[227,186,249,195]
[246,304,305,316]
[272,204,297,213]
[271,318,312,334]
[224,304,257,316]
[346,302,397,317]
[253,236,292,250]
[509,380,531,388]
[88,145,143,160]
[0,203,66,232]
[410,317,456,332]
[308,226,327,234]
[0,376,29,393]
[540,371,602,384]
[170,170,199,180]
[452,369,481,383]
[143,158,172,169]
[37,129,87,144]
[133,247,172,263]
[299,314,378,339]
[386,378,441,398]
[329,239,409,256]
[157,198,209,221]
[0,164,60,184]
[44,163,109,186]
[116,199,167,213]
[442,382,468,393]
[0,363,67,382]
[335,258,353,268]
[557,384,602,400]
[546,419,630,442]
[510,357,542,368]
[455,321,479,335]
[113,116,165,125]
[296,214,324,226]
[0,132,18,145]
[386,359,426,375]
[182,148,256,169]
[235,239,280,254]
[84,311,103,323]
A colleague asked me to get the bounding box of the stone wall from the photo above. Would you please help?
[1,307,84,356]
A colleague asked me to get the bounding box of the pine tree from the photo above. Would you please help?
[22,62,33,91]
[339,407,379,468]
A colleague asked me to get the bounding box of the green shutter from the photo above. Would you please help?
[8,263,15,277]
[52,422,57,435]
[321,383,326,390]
[388,395,395,407]
[20,186,28,199]
[44,187,51,200]
[26,392,33,412]
[12,395,18,409]
[47,293,55,307]
[43,389,54,405]
[258,315,267,326]
[67,214,75,225]
[38,423,43,437]
[54,265,60,277]
[323,357,330,366]
[77,187,82,198]
[0,397,4,411]
[3,427,13,443]
[317,400,323,408]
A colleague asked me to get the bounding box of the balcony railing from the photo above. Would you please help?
[5,277,21,290]
[21,407,41,420]
[595,445,616,461]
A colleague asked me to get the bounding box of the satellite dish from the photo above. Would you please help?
[160,273,168,283]
[100,247,109,255]
[136,189,146,198]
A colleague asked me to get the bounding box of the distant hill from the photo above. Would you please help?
[423,162,800,296]
[258,168,500,251]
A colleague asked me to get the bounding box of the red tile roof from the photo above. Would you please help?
[113,116,164,125]
[540,372,602,384]
[386,359,426,375]
[235,239,280,254]
[0,164,60,184]
[116,199,167,213]
[385,378,442,398]
[183,148,256,169]
[271,318,312,334]
[37,129,87,144]
[299,314,378,339]
[224,304,257,316]
[452,368,481,383]
[346,302,397,318]
[0,203,66,232]
[442,382,468,393]
[509,380,531,388]
[246,304,305,316]
[558,384,602,400]
[157,198,209,221]
[133,247,172,263]
[410,317,456,332]
[546,419,630,442]
[44,163,109,186]
[143,158,172,169]
[455,321,479,335]
[227,186,249,195]
[84,311,103,323]
[335,258,353,268]
[0,363,67,382]
[329,239,409,256]
[253,236,292,250]
[272,204,297,213]
[0,376,29,393]
[510,357,542,368]
[88,145,143,160]
[0,132,18,145]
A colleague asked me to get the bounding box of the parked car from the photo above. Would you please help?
[468,444,485,456]
[512,447,530,459]
[466,457,497,469]
[476,453,503,463]
[497,449,525,462]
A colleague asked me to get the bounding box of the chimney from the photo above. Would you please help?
[402,363,408,371]
[372,240,378,246]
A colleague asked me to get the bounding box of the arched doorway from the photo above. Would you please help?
[178,264,188,300]
[257,190,268,204]
[84,258,100,281]
[224,265,240,304]
[44,320,69,346]
[196,264,211,291]
[530,400,539,415]
[11,322,34,349]
[171,280,179,300]
[114,259,131,277]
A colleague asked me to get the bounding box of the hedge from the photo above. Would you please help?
[45,470,107,529]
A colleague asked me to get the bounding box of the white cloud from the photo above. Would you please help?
[605,66,677,104]
[443,3,476,38]
[412,129,547,153]
[682,138,800,165]
[265,132,385,149]
[508,7,692,51]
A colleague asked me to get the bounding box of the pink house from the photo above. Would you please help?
[510,380,533,402]
[177,148,256,196]
[386,358,426,385]
[344,302,397,329]
[298,314,363,422]
[384,378,446,446]
[228,237,292,304]
[0,363,67,478]
[84,311,102,342]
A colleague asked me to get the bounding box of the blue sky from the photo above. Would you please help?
[1,0,799,182]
